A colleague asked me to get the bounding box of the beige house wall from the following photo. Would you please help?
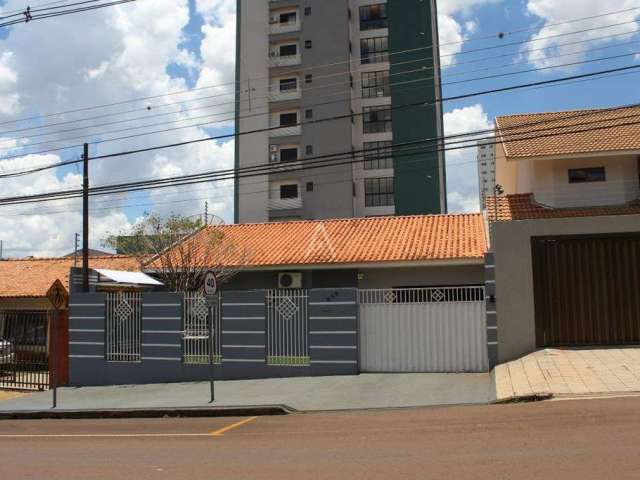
[493,214,640,363]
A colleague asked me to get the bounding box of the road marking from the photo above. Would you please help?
[0,417,258,439]
[0,433,212,438]
[209,416,258,436]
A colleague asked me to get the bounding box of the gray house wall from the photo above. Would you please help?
[493,214,640,363]
[69,289,358,386]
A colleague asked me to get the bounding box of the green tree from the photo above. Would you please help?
[103,213,244,292]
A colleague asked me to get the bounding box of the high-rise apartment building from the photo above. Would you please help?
[234,0,446,223]
[477,139,496,208]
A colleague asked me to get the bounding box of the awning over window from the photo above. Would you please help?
[94,269,163,286]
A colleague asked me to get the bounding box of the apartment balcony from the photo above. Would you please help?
[268,197,303,210]
[269,53,301,68]
[269,86,301,102]
[268,124,302,138]
[270,20,300,35]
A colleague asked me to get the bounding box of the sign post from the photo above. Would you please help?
[46,281,68,409]
[203,271,217,403]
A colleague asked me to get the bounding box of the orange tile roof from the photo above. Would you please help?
[155,214,487,269]
[0,256,140,298]
[495,105,640,159]
[486,193,640,221]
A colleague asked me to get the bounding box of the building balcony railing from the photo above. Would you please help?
[269,87,301,102]
[268,53,301,68]
[268,124,302,137]
[268,197,303,210]
[270,20,300,35]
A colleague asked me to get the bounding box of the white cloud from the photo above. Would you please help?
[0,51,20,115]
[0,0,238,257]
[443,104,494,213]
[525,0,640,68]
[438,0,502,67]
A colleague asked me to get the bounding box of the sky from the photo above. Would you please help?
[0,0,638,257]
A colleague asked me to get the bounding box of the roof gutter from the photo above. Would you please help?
[236,258,485,272]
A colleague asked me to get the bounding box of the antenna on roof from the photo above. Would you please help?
[0,240,3,259]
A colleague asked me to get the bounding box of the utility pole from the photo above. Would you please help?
[204,201,209,226]
[82,143,89,293]
[73,233,79,268]
[0,240,3,259]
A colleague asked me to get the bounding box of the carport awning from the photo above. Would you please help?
[94,269,163,286]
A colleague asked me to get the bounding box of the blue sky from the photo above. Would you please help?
[0,0,638,255]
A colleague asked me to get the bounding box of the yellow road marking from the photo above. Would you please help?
[209,416,258,436]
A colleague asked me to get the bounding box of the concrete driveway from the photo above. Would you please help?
[0,373,492,412]
[495,347,640,402]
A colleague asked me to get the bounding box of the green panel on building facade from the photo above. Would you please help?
[388,0,445,215]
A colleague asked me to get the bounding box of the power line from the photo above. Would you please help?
[0,9,637,129]
[2,59,639,180]
[1,37,638,151]
[0,0,136,27]
[1,104,638,207]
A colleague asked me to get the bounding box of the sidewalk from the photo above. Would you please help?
[0,373,492,413]
[494,347,640,402]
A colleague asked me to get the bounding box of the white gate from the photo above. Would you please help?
[266,289,309,366]
[359,287,488,372]
[183,293,221,364]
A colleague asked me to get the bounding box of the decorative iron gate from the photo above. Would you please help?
[0,310,49,390]
[105,292,142,362]
[183,293,222,364]
[266,289,309,366]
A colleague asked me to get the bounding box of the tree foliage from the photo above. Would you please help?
[103,213,244,292]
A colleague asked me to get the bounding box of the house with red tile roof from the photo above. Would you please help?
[487,106,640,367]
[151,213,488,291]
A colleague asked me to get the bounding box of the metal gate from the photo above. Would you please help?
[359,287,488,372]
[0,311,49,390]
[105,292,142,362]
[532,234,640,347]
[266,289,309,366]
[183,293,222,364]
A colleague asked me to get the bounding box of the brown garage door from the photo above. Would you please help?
[532,234,640,347]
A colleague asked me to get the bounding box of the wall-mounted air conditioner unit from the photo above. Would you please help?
[278,272,302,289]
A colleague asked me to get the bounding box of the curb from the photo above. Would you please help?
[0,405,294,420]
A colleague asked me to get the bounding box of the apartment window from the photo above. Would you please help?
[305,109,313,119]
[568,167,606,183]
[279,112,298,126]
[360,36,389,64]
[359,4,388,31]
[363,106,392,134]
[280,148,298,162]
[305,145,313,155]
[361,70,390,98]
[304,7,311,15]
[279,44,297,56]
[365,177,394,207]
[363,141,393,170]
[305,40,313,49]
[305,74,313,84]
[306,182,314,192]
[279,78,297,92]
[280,184,299,199]
[279,11,296,24]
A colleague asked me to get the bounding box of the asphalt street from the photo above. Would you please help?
[1,396,640,479]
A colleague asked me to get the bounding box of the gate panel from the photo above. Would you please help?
[0,310,50,390]
[533,234,640,346]
[359,287,487,372]
[105,292,141,362]
[266,289,309,366]
[183,293,222,364]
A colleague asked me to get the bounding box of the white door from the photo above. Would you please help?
[359,287,488,372]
